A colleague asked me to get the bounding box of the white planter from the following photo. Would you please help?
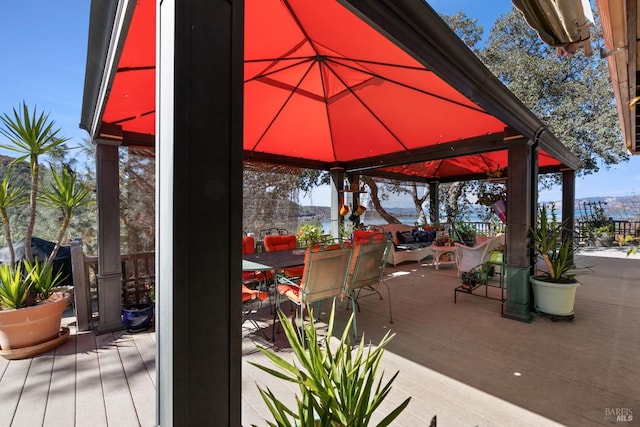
[530,276,579,316]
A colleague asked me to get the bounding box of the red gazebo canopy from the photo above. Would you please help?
[83,0,580,182]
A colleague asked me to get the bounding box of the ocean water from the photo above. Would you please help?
[320,217,419,233]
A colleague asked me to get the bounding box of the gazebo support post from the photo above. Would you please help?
[95,141,124,333]
[562,169,576,265]
[330,168,345,240]
[503,135,535,322]
[156,0,243,424]
[429,182,439,225]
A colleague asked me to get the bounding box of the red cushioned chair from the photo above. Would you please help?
[352,229,385,244]
[242,235,272,284]
[263,234,304,278]
[242,284,269,338]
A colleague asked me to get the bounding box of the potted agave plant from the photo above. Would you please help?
[0,102,93,358]
[529,204,580,320]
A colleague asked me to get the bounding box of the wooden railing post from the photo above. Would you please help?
[70,237,92,331]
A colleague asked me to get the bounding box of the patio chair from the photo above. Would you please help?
[242,235,273,282]
[242,284,269,339]
[242,234,273,307]
[263,233,304,278]
[273,241,353,342]
[259,228,289,239]
[346,234,392,339]
[454,233,505,276]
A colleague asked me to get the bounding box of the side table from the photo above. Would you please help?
[430,244,456,270]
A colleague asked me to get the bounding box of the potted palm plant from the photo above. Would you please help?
[529,204,580,319]
[0,102,93,358]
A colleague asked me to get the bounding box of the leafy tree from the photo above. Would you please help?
[361,176,401,224]
[441,11,484,54]
[481,8,627,175]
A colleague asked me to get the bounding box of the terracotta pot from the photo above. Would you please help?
[0,292,70,350]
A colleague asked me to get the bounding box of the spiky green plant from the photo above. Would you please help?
[0,168,28,266]
[529,204,576,282]
[250,300,412,427]
[24,258,66,301]
[0,263,30,309]
[39,165,93,264]
[0,102,69,262]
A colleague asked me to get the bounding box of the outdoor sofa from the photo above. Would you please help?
[358,224,435,266]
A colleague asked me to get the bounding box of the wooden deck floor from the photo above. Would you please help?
[0,320,156,427]
[2,252,639,426]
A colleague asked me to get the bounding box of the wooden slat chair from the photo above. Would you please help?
[346,234,393,339]
[273,241,353,342]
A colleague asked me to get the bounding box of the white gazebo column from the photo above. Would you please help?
[95,141,123,333]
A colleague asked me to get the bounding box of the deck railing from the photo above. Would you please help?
[70,238,155,331]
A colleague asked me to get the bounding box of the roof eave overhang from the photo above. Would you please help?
[596,0,638,154]
[80,0,136,141]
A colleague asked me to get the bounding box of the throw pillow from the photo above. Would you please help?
[396,230,415,244]
[414,229,436,243]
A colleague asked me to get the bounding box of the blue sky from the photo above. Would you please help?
[1,1,638,205]
[0,2,90,157]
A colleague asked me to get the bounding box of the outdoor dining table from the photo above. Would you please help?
[242,248,307,298]
[242,248,306,273]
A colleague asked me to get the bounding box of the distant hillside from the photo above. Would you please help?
[301,195,640,221]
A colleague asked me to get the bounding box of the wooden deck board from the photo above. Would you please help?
[75,330,108,427]
[44,332,79,427]
[117,333,156,426]
[95,331,142,426]
[0,358,31,423]
[131,330,156,388]
[12,353,54,427]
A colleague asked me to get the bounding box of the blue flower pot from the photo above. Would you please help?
[122,303,154,332]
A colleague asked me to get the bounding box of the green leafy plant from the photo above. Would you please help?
[24,258,66,301]
[250,301,412,427]
[39,165,93,264]
[297,221,325,248]
[0,102,94,309]
[461,262,494,288]
[433,235,453,246]
[476,183,506,206]
[0,263,30,309]
[0,169,28,267]
[0,102,69,264]
[529,204,575,283]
